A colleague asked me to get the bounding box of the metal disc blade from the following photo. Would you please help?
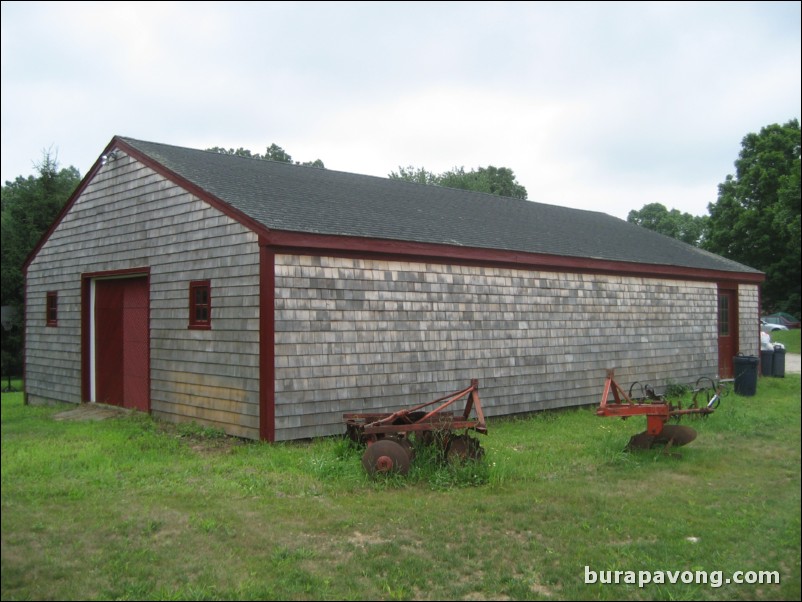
[626,431,656,451]
[446,435,484,463]
[656,424,697,447]
[361,439,411,476]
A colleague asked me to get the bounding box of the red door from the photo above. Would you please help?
[95,278,149,410]
[717,287,738,378]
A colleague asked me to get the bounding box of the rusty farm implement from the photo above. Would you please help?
[597,369,723,451]
[344,379,488,476]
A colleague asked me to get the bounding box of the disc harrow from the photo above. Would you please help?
[344,379,487,476]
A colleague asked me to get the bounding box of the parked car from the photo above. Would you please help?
[763,312,801,329]
[761,318,789,333]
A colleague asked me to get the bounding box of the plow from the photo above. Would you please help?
[343,370,724,475]
[344,379,487,476]
[597,369,723,451]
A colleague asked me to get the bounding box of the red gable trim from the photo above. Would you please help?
[22,136,272,275]
[113,138,272,239]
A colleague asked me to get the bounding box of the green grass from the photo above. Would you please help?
[0,377,22,394]
[770,328,800,354]
[2,375,800,601]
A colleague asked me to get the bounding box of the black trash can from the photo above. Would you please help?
[760,348,774,376]
[772,345,786,378]
[733,354,758,396]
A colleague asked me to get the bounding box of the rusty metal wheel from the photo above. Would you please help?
[361,439,411,476]
[446,435,484,464]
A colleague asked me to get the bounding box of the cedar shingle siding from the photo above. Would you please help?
[274,255,728,440]
[25,154,262,438]
[24,137,763,441]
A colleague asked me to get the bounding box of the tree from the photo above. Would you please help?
[1,152,81,379]
[627,203,708,246]
[208,143,325,168]
[704,119,801,315]
[389,165,528,199]
[388,166,440,185]
[205,146,259,159]
[263,143,292,163]
[1,153,81,306]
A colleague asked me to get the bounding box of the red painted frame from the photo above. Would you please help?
[597,369,714,437]
[46,291,58,326]
[81,268,151,404]
[188,280,212,330]
[259,244,275,442]
[717,282,739,379]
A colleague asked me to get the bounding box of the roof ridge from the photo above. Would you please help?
[115,135,761,276]
[118,135,617,218]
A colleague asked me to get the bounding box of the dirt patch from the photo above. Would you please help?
[346,530,389,548]
[153,421,248,454]
[53,404,129,421]
[184,437,246,454]
[51,404,246,454]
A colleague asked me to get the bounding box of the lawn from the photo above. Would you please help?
[1,373,800,601]
[770,328,800,354]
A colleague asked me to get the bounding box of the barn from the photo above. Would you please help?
[24,136,764,441]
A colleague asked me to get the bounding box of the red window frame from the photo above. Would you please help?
[46,291,58,327]
[189,280,211,329]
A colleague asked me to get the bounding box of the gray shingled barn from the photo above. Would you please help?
[24,136,764,441]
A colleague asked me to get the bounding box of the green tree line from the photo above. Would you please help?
[389,165,528,199]
[627,119,800,316]
[208,143,325,168]
[1,154,82,383]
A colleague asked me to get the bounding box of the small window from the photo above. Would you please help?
[189,280,211,329]
[46,292,58,326]
[718,294,730,337]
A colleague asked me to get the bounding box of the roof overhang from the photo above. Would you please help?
[262,229,765,285]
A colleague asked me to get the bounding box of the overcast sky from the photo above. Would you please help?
[1,1,799,220]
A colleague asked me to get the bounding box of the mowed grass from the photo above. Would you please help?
[770,328,800,354]
[1,373,800,601]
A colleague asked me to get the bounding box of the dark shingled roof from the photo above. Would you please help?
[121,137,760,275]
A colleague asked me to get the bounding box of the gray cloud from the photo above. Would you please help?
[2,1,799,219]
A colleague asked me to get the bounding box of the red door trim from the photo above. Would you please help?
[81,268,150,408]
[717,283,739,379]
[259,245,275,442]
